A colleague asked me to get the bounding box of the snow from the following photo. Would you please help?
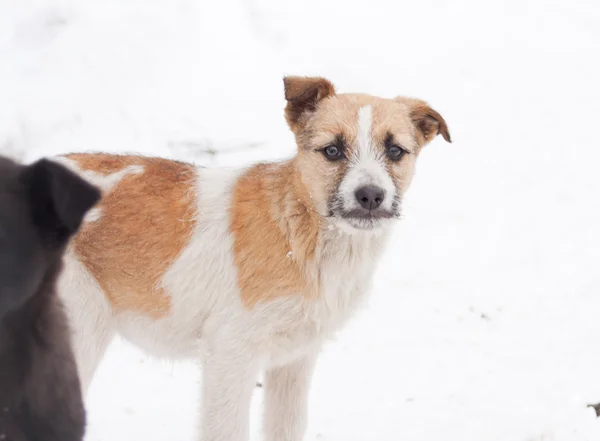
[1,0,600,440]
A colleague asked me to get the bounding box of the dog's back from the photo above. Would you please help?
[0,157,100,441]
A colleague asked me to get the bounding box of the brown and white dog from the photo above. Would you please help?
[53,76,451,441]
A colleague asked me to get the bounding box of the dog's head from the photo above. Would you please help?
[284,76,451,233]
[0,157,100,318]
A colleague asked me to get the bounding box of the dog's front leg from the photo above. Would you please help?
[264,352,318,441]
[200,345,260,441]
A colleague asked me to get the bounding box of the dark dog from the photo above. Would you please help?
[0,156,100,441]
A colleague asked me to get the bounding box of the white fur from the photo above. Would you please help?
[84,207,102,223]
[338,105,396,215]
[58,252,114,391]
[58,161,391,441]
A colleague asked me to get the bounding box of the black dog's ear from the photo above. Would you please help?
[21,159,101,243]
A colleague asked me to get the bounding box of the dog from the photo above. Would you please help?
[52,76,451,441]
[0,156,100,441]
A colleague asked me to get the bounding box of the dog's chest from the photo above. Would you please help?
[318,251,375,327]
[263,232,384,367]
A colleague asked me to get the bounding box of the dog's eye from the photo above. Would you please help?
[387,145,407,161]
[323,145,343,160]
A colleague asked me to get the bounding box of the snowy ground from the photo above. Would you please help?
[2,0,600,440]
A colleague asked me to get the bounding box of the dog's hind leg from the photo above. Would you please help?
[57,253,116,393]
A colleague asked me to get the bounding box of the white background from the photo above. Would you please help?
[1,0,600,440]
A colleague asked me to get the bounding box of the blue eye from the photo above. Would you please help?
[387,145,406,160]
[323,145,343,160]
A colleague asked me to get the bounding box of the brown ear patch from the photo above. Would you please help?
[230,162,320,308]
[412,104,451,143]
[284,76,336,131]
[395,97,451,144]
[66,154,197,319]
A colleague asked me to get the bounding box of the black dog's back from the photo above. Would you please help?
[0,156,100,441]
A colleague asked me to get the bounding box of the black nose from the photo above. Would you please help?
[355,185,385,210]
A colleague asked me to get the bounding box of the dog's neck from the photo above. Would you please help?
[262,159,321,266]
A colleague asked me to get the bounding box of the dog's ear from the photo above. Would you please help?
[21,159,101,244]
[396,97,451,144]
[283,76,336,131]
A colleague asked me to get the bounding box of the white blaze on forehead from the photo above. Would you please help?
[357,105,373,160]
[351,104,393,189]
[335,104,397,214]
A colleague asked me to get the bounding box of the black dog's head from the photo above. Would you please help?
[0,156,100,318]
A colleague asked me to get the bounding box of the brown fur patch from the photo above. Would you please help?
[231,161,320,307]
[66,154,197,318]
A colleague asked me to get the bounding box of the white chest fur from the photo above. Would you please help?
[255,228,390,368]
